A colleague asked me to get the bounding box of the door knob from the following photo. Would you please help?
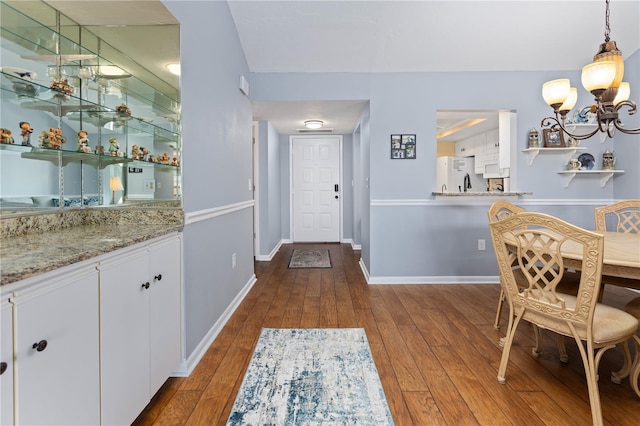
[141,282,150,290]
[32,340,48,352]
[0,361,7,375]
[154,274,162,281]
[335,195,339,199]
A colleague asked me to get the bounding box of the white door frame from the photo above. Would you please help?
[289,135,343,242]
[252,122,260,258]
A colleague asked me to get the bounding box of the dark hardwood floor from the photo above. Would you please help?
[133,243,640,425]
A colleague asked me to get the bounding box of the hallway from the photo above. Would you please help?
[134,243,640,425]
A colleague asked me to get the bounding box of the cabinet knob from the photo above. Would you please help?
[141,282,150,290]
[154,274,162,281]
[32,340,48,352]
[0,361,7,375]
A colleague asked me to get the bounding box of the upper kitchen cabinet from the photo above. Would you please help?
[0,0,181,213]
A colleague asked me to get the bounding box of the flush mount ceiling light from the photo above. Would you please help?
[166,63,180,76]
[541,0,638,139]
[304,120,324,129]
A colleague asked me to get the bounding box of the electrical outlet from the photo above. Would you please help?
[232,253,236,268]
[478,239,486,251]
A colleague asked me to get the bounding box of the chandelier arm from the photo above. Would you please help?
[614,100,638,116]
[541,115,601,141]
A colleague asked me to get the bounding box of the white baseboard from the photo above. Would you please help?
[178,273,257,376]
[255,240,283,261]
[366,275,500,284]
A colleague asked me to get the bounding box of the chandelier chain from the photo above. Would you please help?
[604,0,611,42]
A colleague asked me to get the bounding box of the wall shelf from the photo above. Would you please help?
[522,147,586,166]
[557,170,624,188]
[564,123,607,143]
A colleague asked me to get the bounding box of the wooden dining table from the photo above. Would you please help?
[558,231,640,289]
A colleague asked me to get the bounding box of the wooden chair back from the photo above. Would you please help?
[594,200,640,234]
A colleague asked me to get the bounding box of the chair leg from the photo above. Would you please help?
[497,311,523,384]
[631,336,640,398]
[494,288,505,330]
[571,331,612,426]
[531,324,542,358]
[557,335,569,364]
[611,339,633,384]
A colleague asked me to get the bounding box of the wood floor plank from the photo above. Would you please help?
[137,243,640,426]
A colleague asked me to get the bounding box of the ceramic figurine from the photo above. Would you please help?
[0,128,14,144]
[140,147,149,161]
[131,144,140,160]
[38,127,66,149]
[95,144,105,155]
[116,103,131,117]
[19,121,33,146]
[109,137,119,156]
[602,150,616,170]
[76,130,91,153]
[528,128,539,148]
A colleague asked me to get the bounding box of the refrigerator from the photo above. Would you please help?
[436,156,486,193]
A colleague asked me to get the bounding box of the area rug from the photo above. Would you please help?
[288,249,332,269]
[226,328,394,425]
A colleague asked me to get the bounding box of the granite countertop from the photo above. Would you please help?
[432,191,532,196]
[1,223,182,286]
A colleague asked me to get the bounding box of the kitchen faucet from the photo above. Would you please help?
[463,173,471,192]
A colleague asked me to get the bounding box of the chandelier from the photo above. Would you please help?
[541,0,639,140]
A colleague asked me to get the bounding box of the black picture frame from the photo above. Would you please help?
[543,128,565,148]
[390,134,416,159]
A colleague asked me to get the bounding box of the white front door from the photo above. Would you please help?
[291,136,341,242]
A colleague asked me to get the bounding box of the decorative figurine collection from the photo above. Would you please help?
[108,136,120,156]
[50,78,74,96]
[115,103,131,117]
[76,130,91,153]
[0,128,14,144]
[38,127,66,149]
[602,150,616,170]
[19,121,33,146]
[527,128,540,148]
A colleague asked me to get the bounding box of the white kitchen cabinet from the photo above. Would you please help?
[99,234,181,426]
[11,268,100,426]
[455,137,476,157]
[474,133,486,174]
[148,237,182,396]
[1,298,13,426]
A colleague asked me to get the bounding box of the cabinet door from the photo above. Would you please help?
[99,249,151,426]
[13,270,100,426]
[148,236,182,396]
[1,299,13,426]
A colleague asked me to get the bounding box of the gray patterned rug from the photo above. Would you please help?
[288,249,332,268]
[226,328,394,425]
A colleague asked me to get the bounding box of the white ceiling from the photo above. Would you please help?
[43,0,640,136]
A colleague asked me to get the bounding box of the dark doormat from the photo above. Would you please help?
[288,249,332,268]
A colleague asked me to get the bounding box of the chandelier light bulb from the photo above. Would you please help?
[559,87,578,113]
[613,82,630,106]
[581,60,616,94]
[542,79,571,108]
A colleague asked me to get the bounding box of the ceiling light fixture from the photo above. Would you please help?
[166,63,181,76]
[304,120,324,129]
[541,0,638,139]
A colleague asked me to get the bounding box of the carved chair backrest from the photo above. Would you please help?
[594,200,640,234]
[489,212,604,328]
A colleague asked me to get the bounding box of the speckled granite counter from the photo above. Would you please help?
[432,191,532,196]
[1,208,183,286]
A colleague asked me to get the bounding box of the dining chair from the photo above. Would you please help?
[487,201,580,362]
[489,211,639,426]
[594,199,640,393]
